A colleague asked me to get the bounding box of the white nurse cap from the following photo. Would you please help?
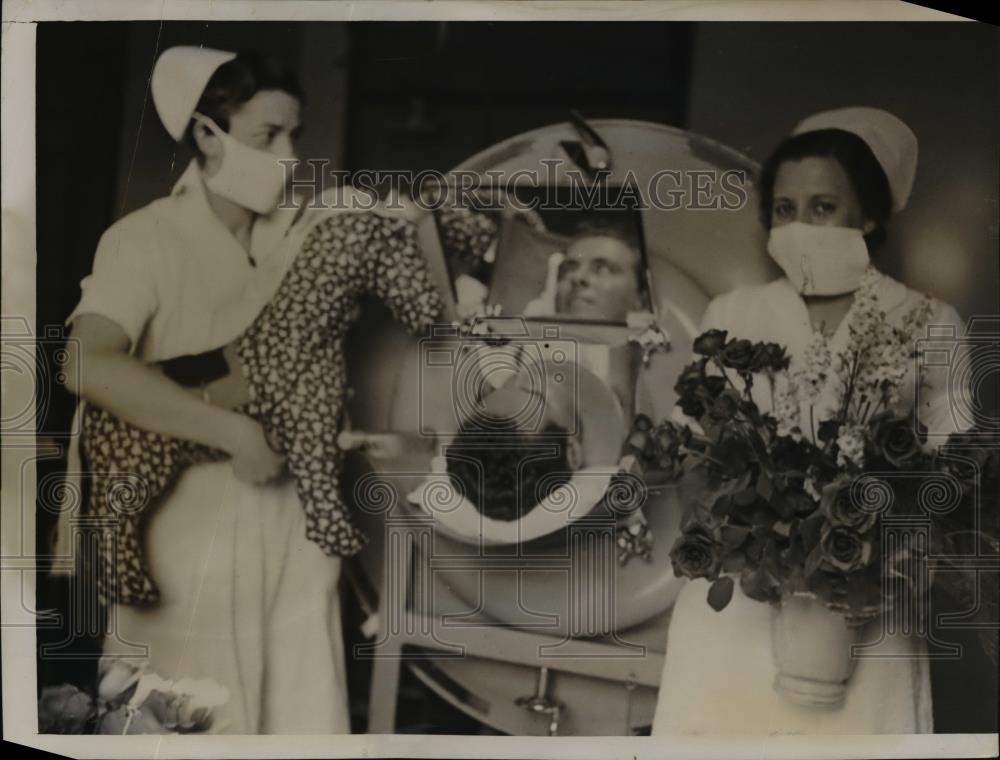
[792,107,918,212]
[151,46,237,141]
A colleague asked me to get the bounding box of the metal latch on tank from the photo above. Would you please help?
[560,110,612,178]
[515,666,564,736]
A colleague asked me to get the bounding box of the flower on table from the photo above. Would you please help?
[793,331,833,406]
[38,684,95,734]
[97,670,229,734]
[96,656,146,704]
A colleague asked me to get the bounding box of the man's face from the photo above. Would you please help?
[554,235,643,322]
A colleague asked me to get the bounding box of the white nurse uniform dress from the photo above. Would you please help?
[652,268,964,735]
[64,159,350,734]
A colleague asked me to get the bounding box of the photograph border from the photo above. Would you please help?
[2,2,994,758]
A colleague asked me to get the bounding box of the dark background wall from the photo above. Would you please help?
[35,20,997,733]
[684,21,999,326]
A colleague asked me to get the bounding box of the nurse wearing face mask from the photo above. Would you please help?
[59,47,349,733]
[652,108,965,735]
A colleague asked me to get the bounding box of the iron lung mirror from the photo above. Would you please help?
[435,184,657,327]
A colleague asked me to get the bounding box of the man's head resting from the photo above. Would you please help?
[554,221,646,322]
[445,361,585,521]
[445,418,573,522]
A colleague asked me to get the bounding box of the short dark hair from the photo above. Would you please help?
[758,129,894,250]
[445,420,572,522]
[566,219,647,298]
[569,219,641,259]
[183,51,304,160]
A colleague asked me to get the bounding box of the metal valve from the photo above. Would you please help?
[515,667,564,736]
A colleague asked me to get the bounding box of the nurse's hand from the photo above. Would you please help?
[229,417,287,485]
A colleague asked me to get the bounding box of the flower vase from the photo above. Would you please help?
[771,592,863,709]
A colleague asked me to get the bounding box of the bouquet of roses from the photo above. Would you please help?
[658,296,997,633]
[38,657,228,734]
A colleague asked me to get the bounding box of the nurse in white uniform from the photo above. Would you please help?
[652,108,965,735]
[61,47,350,733]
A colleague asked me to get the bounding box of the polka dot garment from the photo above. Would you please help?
[81,212,444,606]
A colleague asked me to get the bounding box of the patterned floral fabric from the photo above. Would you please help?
[81,212,443,606]
[435,205,498,270]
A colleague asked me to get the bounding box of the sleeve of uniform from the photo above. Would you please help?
[917,299,970,442]
[371,216,444,333]
[67,218,160,349]
[698,290,736,333]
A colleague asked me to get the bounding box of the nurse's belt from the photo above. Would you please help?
[152,46,236,141]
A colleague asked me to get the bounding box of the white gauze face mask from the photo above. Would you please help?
[194,113,297,214]
[766,221,871,296]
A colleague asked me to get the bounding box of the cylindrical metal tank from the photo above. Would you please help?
[346,119,771,735]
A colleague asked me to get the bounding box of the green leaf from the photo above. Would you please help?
[757,471,775,501]
[720,524,751,550]
[711,494,734,519]
[722,551,747,573]
[707,576,735,611]
[762,542,783,579]
[804,545,825,578]
[798,513,825,548]
[772,520,793,538]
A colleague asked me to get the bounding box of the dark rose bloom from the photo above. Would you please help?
[821,480,878,533]
[712,432,754,479]
[678,392,707,420]
[693,329,729,356]
[820,524,873,573]
[670,524,723,580]
[709,390,740,422]
[719,338,755,370]
[633,414,653,432]
[817,418,841,445]
[38,684,94,734]
[654,424,683,457]
[749,342,790,373]
[673,359,707,396]
[771,483,817,519]
[771,435,812,472]
[703,375,727,399]
[869,413,924,469]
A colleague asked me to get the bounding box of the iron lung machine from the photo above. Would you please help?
[342,120,775,735]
